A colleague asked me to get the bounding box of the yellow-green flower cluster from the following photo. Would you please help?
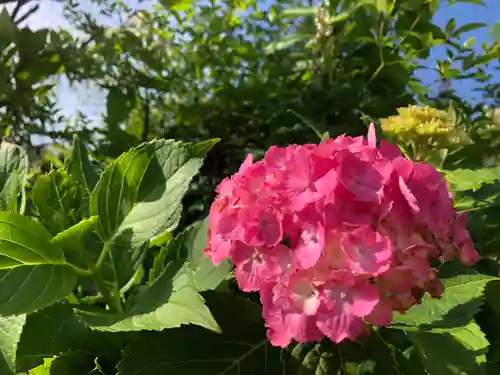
[380,105,469,148]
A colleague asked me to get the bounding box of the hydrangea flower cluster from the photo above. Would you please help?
[204,125,479,347]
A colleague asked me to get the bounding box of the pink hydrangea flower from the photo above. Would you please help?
[204,123,479,347]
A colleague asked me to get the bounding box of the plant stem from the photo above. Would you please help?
[96,243,110,269]
[67,263,93,277]
[92,268,123,313]
[82,243,124,313]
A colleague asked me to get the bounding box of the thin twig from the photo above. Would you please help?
[14,3,39,25]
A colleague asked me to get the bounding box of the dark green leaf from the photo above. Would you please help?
[0,9,16,42]
[106,88,135,131]
[65,135,99,218]
[32,169,82,235]
[116,292,289,375]
[289,342,342,375]
[16,304,124,372]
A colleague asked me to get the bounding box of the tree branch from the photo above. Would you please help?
[14,3,39,25]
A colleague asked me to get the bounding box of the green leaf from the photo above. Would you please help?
[410,322,488,374]
[391,273,496,329]
[65,135,98,218]
[16,304,122,372]
[35,352,103,375]
[90,138,218,288]
[452,22,488,38]
[106,88,135,131]
[449,0,486,7]
[0,141,28,213]
[490,22,500,43]
[283,6,316,18]
[0,314,26,375]
[445,167,500,192]
[159,0,193,11]
[264,33,311,54]
[79,262,220,333]
[28,357,54,375]
[449,321,489,363]
[50,216,99,254]
[446,18,457,37]
[27,353,105,375]
[186,220,231,292]
[0,212,77,315]
[288,342,342,374]
[0,9,16,43]
[154,218,231,292]
[32,169,82,235]
[362,0,390,15]
[116,292,287,375]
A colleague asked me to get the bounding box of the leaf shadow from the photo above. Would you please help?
[419,297,484,330]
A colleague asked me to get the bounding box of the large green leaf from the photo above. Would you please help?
[78,262,220,333]
[65,135,99,218]
[28,352,104,375]
[28,357,53,375]
[0,212,77,316]
[392,273,496,329]
[184,219,232,292]
[90,138,218,288]
[16,304,123,372]
[32,169,82,235]
[0,314,26,375]
[0,141,29,213]
[116,292,288,375]
[445,167,500,193]
[151,218,231,292]
[410,322,489,374]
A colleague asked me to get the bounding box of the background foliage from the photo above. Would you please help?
[0,0,500,373]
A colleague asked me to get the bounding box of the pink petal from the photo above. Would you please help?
[365,298,393,326]
[349,283,379,317]
[316,309,366,343]
[340,227,394,276]
[293,221,325,269]
[367,122,377,148]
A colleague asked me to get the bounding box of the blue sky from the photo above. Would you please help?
[2,0,499,124]
[419,0,500,102]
